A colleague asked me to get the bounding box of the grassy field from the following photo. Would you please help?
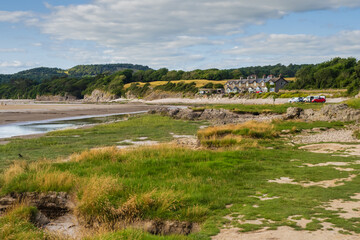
[124,80,229,89]
[192,102,324,114]
[0,115,359,239]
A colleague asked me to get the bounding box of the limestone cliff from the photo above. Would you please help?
[83,89,117,102]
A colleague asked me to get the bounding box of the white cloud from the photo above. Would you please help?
[0,60,24,68]
[2,1,360,70]
[25,0,359,68]
[34,0,360,46]
[223,31,360,66]
[0,11,32,23]
[0,48,24,53]
[32,43,43,47]
[0,61,38,70]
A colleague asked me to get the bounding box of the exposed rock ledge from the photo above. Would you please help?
[285,104,360,122]
[36,94,77,101]
[0,192,73,219]
[84,89,117,102]
[149,107,281,124]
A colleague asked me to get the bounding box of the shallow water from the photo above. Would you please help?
[0,111,146,139]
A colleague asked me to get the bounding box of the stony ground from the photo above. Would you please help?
[213,125,360,240]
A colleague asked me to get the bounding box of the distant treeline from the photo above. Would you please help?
[0,64,151,84]
[0,59,359,99]
[132,63,303,82]
[287,57,360,95]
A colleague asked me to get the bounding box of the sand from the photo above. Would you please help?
[299,143,360,156]
[212,226,360,240]
[0,102,154,125]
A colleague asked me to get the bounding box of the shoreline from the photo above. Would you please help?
[0,97,348,125]
[0,103,154,125]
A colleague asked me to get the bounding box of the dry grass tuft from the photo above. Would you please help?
[198,121,277,148]
[70,147,124,163]
[198,121,277,140]
[2,161,26,185]
[1,160,76,193]
[76,176,123,224]
[185,205,209,221]
[34,171,76,192]
[116,189,182,223]
[77,177,183,227]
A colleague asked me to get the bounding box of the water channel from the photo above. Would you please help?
[0,111,147,139]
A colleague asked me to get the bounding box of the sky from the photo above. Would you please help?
[0,0,360,74]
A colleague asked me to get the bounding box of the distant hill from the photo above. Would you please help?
[67,63,151,78]
[0,67,66,83]
[0,64,151,83]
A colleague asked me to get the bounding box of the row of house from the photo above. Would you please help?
[225,75,288,93]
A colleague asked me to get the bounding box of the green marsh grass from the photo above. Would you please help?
[1,115,360,239]
[2,143,360,238]
[0,115,203,171]
[0,205,46,240]
[345,98,360,109]
[197,103,323,114]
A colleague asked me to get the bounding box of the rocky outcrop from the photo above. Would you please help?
[149,107,280,124]
[287,104,360,122]
[285,107,303,120]
[36,94,77,101]
[84,89,117,102]
[144,220,196,235]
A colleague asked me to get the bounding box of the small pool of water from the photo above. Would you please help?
[0,111,146,139]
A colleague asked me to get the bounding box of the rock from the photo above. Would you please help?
[0,195,17,205]
[168,108,180,117]
[299,104,360,122]
[144,220,195,235]
[149,107,280,125]
[281,130,291,134]
[285,107,303,119]
[84,89,117,102]
[36,94,77,101]
[0,196,17,213]
[32,211,50,228]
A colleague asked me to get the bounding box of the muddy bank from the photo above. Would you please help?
[0,103,154,125]
[0,192,199,239]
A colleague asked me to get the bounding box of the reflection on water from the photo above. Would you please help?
[0,111,146,139]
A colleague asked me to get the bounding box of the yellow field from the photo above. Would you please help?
[124,79,229,89]
[286,77,296,81]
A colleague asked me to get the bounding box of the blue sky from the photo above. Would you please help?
[1,1,360,73]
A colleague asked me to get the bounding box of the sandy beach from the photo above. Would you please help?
[0,102,154,125]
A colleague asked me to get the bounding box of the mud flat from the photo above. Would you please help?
[0,102,154,125]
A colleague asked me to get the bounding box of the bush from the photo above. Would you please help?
[345,98,360,109]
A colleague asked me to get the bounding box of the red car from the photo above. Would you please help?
[312,97,326,103]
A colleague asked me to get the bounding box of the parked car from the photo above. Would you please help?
[303,96,314,102]
[288,97,304,103]
[312,96,326,103]
[256,91,263,94]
